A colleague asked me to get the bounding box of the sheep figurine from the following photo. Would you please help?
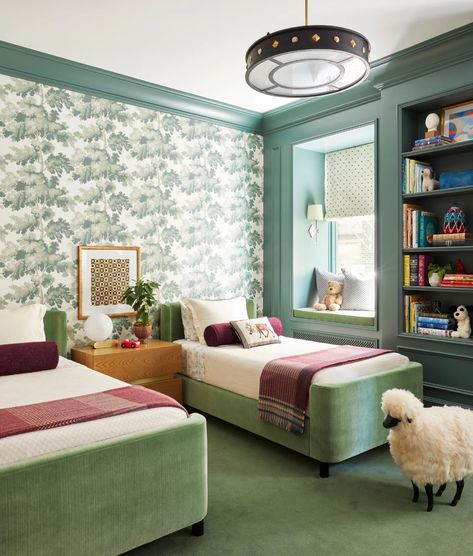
[381,388,473,511]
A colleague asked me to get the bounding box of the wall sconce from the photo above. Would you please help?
[307,204,324,240]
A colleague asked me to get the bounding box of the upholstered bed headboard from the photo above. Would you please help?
[44,310,68,357]
[159,299,257,342]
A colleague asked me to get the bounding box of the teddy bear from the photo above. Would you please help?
[313,280,343,311]
[450,305,471,339]
[421,168,439,192]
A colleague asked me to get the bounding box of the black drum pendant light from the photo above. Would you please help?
[245,0,370,97]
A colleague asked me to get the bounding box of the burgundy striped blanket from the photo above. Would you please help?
[258,345,393,435]
[0,386,187,439]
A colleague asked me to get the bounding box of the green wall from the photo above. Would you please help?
[263,23,473,407]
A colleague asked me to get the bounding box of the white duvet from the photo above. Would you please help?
[177,336,410,400]
[0,357,187,467]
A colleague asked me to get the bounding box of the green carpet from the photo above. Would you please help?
[127,414,473,556]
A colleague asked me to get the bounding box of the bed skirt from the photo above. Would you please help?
[182,362,423,464]
[0,413,207,556]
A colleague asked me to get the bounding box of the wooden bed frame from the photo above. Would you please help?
[159,301,423,478]
[0,310,208,556]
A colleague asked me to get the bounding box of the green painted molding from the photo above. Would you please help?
[0,41,263,134]
[263,23,473,134]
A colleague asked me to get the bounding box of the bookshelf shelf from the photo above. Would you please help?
[403,246,473,253]
[398,332,473,346]
[403,286,473,294]
[403,184,473,200]
[402,139,473,160]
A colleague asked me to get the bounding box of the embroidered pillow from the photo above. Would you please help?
[0,304,47,345]
[0,341,59,376]
[186,297,248,344]
[341,268,375,311]
[204,317,283,347]
[180,300,198,341]
[230,317,281,349]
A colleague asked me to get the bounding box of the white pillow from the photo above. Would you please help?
[180,300,198,342]
[0,303,47,345]
[341,269,375,311]
[186,297,248,344]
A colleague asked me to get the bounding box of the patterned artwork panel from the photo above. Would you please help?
[90,259,130,306]
[0,75,264,350]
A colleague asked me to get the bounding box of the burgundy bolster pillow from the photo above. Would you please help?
[204,317,283,347]
[0,341,59,376]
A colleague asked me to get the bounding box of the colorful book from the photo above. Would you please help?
[418,254,433,286]
[418,212,436,247]
[440,282,473,288]
[415,321,452,330]
[403,203,422,247]
[414,135,452,146]
[409,255,419,286]
[413,301,432,333]
[417,327,451,337]
[417,316,454,326]
[443,274,473,280]
[419,311,450,319]
[403,255,410,286]
[432,233,473,242]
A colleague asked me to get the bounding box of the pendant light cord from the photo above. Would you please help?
[305,0,308,26]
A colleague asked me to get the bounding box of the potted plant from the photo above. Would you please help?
[427,262,453,287]
[120,279,160,343]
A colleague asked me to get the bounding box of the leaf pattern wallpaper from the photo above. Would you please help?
[0,75,264,349]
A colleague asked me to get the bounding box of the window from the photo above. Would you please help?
[333,216,375,276]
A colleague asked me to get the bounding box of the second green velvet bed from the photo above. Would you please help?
[159,301,423,477]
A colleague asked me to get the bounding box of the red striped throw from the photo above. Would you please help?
[258,345,393,435]
[0,386,187,439]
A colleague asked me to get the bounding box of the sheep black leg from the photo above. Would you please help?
[435,483,446,497]
[411,481,419,503]
[425,484,434,512]
[450,480,464,507]
[319,462,330,478]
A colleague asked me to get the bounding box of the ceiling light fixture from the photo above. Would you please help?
[245,0,370,98]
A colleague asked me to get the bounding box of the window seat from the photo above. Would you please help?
[293,308,375,326]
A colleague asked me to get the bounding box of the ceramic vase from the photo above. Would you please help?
[133,324,152,344]
[428,272,441,287]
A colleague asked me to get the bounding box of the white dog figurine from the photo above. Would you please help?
[451,305,471,339]
[421,168,439,192]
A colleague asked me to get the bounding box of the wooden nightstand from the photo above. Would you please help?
[71,340,183,402]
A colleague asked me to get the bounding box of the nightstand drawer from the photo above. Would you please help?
[136,376,183,403]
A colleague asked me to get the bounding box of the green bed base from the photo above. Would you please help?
[1,310,208,555]
[160,301,424,468]
[44,309,68,356]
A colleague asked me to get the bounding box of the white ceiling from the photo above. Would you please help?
[2,1,473,113]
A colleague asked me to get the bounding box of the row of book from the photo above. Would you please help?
[403,254,433,286]
[403,296,453,336]
[411,135,453,151]
[402,159,433,194]
[440,273,473,288]
[432,232,473,246]
[403,204,436,248]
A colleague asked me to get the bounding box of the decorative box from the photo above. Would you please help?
[439,169,473,189]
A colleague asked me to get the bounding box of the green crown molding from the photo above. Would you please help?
[0,41,263,134]
[263,23,473,135]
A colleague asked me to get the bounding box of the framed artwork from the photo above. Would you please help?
[441,100,473,142]
[78,246,141,320]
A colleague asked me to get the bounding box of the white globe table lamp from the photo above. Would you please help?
[84,314,114,349]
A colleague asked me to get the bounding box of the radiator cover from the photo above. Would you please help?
[292,329,378,348]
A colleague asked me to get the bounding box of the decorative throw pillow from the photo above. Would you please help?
[0,303,47,345]
[180,300,199,341]
[341,268,375,311]
[0,341,59,376]
[230,317,281,349]
[204,317,283,347]
[314,268,344,303]
[186,297,248,344]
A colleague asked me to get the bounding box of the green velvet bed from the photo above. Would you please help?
[0,310,208,556]
[159,301,423,478]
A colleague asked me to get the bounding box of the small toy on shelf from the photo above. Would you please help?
[450,306,471,339]
[313,281,343,312]
[421,168,439,192]
[121,339,141,349]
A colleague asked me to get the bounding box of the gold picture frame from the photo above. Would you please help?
[441,100,473,143]
[78,246,141,320]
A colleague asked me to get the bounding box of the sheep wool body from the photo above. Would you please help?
[382,389,473,486]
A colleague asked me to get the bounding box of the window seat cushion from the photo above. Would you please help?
[293,308,375,326]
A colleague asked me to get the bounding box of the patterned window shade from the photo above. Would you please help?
[324,143,374,220]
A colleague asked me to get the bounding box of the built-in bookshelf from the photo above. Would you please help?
[400,107,473,343]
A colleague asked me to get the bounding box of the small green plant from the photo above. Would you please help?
[120,279,160,326]
[427,262,453,281]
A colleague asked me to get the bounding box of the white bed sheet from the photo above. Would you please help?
[0,357,187,467]
[177,336,409,400]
